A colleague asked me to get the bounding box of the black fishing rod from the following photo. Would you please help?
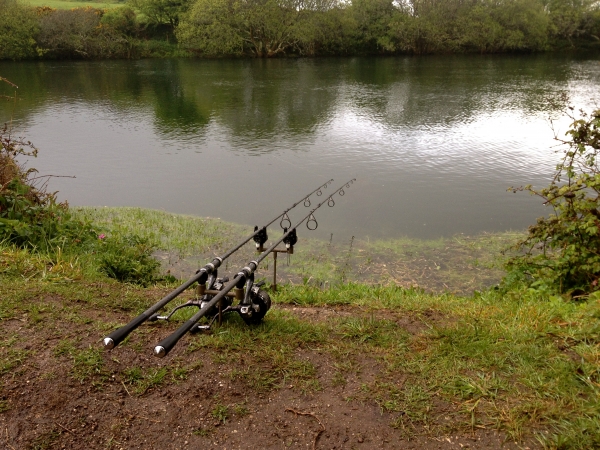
[102,179,334,350]
[153,179,356,358]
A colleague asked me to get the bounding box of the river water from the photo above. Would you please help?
[1,54,599,240]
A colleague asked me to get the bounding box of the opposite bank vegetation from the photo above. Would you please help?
[1,0,600,60]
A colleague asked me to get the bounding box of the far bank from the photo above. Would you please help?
[2,0,600,60]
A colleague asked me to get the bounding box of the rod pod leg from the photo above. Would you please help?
[273,251,277,292]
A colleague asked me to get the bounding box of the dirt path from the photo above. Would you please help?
[1,291,532,450]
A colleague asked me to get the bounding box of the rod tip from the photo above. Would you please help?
[154,346,166,358]
[103,337,115,350]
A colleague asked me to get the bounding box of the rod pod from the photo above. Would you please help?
[102,179,333,350]
[154,179,356,358]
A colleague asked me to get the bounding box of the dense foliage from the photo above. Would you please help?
[176,0,600,56]
[0,0,599,59]
[0,0,39,60]
[507,108,600,297]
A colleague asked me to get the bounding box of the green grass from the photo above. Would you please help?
[2,208,600,447]
[74,207,247,260]
[120,363,197,394]
[73,207,520,294]
[211,403,229,424]
[29,429,61,450]
[52,340,107,383]
[21,0,124,9]
[202,286,599,446]
[2,276,598,446]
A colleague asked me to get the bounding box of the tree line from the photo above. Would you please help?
[1,0,599,59]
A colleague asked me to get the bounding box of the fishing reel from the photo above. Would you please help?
[235,278,271,325]
[198,276,234,317]
[195,273,272,327]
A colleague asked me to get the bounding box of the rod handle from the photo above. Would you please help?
[103,313,147,350]
[154,319,196,358]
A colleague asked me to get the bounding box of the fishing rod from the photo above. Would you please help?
[153,178,356,358]
[102,179,334,350]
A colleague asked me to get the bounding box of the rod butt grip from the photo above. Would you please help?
[153,319,196,358]
[103,313,147,350]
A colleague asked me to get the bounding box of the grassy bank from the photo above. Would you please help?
[1,207,599,448]
[74,206,520,294]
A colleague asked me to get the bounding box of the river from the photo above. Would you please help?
[1,54,599,240]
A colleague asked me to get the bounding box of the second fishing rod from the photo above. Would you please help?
[102,179,333,351]
[154,178,356,358]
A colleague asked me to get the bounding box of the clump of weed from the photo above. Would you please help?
[211,403,229,424]
[71,346,106,383]
[232,402,249,416]
[0,400,9,413]
[96,234,161,286]
[29,428,60,450]
[0,348,29,377]
[53,341,107,384]
[193,427,213,437]
[121,366,169,395]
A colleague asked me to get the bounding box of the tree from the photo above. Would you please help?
[177,0,324,57]
[349,0,396,53]
[547,0,600,47]
[491,0,549,51]
[456,5,506,53]
[176,0,245,56]
[130,0,193,27]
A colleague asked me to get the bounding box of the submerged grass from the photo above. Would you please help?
[74,207,521,294]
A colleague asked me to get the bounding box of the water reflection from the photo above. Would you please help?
[0,54,599,239]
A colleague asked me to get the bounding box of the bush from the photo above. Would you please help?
[36,7,132,59]
[96,234,161,285]
[0,0,39,60]
[507,108,600,297]
[100,6,138,36]
[0,121,96,250]
[1,77,163,285]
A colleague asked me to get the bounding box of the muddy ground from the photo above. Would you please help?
[0,287,534,450]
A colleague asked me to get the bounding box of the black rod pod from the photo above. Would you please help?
[153,179,356,358]
[102,179,333,350]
